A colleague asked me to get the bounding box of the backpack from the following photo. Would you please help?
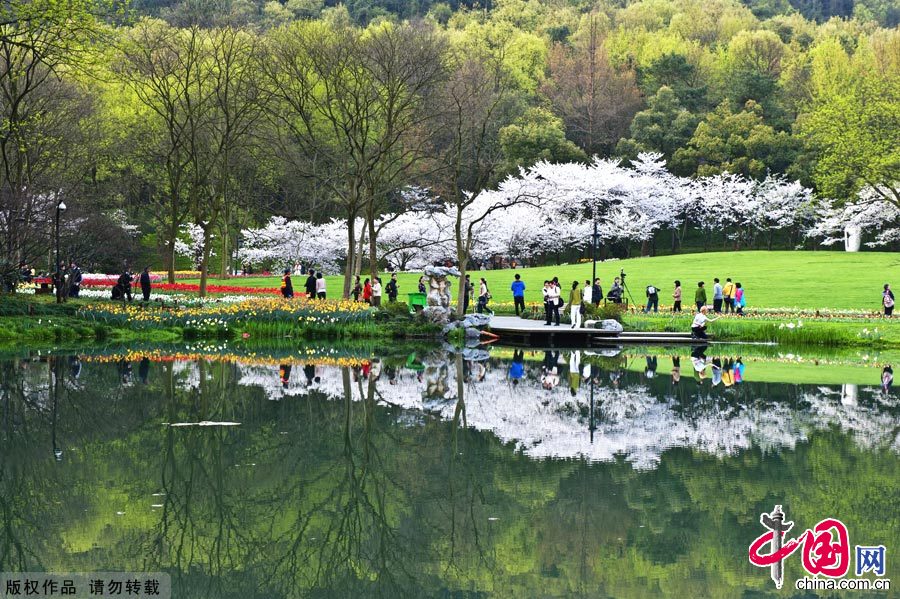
[646,285,657,296]
[885,292,895,308]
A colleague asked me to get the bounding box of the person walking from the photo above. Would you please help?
[735,282,746,315]
[281,269,294,299]
[304,270,317,300]
[386,273,399,303]
[608,277,623,304]
[477,277,492,314]
[140,267,152,301]
[672,280,682,312]
[722,278,735,313]
[569,281,583,328]
[315,272,326,299]
[691,306,719,339]
[695,281,707,311]
[371,277,382,307]
[511,273,526,316]
[644,283,659,313]
[546,279,561,326]
[883,283,894,317]
[712,278,724,313]
[352,276,362,302]
[362,278,372,304]
[591,278,603,307]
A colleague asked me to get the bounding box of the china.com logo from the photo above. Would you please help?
[748,505,890,591]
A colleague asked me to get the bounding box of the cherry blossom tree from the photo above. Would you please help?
[807,188,900,248]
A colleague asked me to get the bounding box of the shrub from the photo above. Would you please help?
[585,302,625,322]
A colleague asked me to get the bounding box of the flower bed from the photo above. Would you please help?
[78,297,373,333]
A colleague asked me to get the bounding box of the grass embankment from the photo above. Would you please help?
[0,294,440,344]
[623,312,900,349]
[189,251,898,312]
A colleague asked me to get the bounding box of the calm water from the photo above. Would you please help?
[0,344,897,598]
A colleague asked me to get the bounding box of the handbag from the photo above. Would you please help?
[579,303,585,315]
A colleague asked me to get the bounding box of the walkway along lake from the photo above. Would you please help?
[0,342,897,598]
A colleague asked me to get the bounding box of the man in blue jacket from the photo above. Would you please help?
[511,273,526,316]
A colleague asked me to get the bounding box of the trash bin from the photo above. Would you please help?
[407,292,427,312]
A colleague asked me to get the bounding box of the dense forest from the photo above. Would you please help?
[0,0,897,288]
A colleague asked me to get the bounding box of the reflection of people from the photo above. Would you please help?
[882,365,893,393]
[671,356,680,384]
[710,357,722,386]
[733,357,745,383]
[568,351,581,395]
[508,350,525,385]
[139,357,150,384]
[722,358,735,387]
[304,364,316,384]
[279,364,292,388]
[645,355,657,379]
[69,356,82,380]
[691,345,708,381]
[541,351,559,391]
[118,359,132,384]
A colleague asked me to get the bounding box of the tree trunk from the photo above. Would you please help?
[454,208,467,318]
[198,225,213,298]
[167,219,178,284]
[343,211,356,299]
[354,225,365,277]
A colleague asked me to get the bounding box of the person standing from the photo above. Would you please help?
[371,277,382,307]
[608,277,623,304]
[546,279,561,326]
[644,283,659,313]
[883,284,895,317]
[386,273,398,303]
[582,279,593,307]
[351,276,362,301]
[672,280,682,312]
[542,280,551,325]
[569,281,583,328]
[304,270,317,299]
[140,267,152,301]
[362,278,372,304]
[511,273,526,316]
[735,282,745,315]
[281,269,294,298]
[463,274,473,313]
[68,262,82,298]
[591,278,603,307]
[712,278,723,313]
[477,277,492,314]
[695,281,707,311]
[315,272,326,299]
[722,278,735,313]
[691,306,719,339]
[418,276,427,294]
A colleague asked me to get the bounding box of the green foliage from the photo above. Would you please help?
[671,100,801,179]
[616,86,700,162]
[499,107,587,169]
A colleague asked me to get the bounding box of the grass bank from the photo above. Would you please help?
[0,294,441,344]
[183,250,898,312]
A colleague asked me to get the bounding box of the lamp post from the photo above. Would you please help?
[54,200,66,303]
[591,217,601,285]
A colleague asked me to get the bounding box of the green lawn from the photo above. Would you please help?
[198,251,898,311]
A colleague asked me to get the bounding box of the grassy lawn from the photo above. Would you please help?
[187,250,898,311]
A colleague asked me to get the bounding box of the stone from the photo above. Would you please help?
[597,319,624,333]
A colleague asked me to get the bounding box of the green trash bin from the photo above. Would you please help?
[407,292,427,312]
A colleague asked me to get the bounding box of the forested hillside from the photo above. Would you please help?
[0,0,897,282]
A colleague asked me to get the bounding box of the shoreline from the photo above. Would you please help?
[1,294,898,349]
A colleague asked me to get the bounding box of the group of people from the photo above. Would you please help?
[110,267,154,301]
[280,269,328,300]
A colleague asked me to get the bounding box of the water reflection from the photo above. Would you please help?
[0,345,897,598]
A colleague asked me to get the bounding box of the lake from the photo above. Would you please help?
[0,343,896,598]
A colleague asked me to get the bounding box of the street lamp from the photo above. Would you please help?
[591,216,602,286]
[55,200,66,303]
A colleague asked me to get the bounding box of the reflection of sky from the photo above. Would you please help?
[235,353,900,469]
